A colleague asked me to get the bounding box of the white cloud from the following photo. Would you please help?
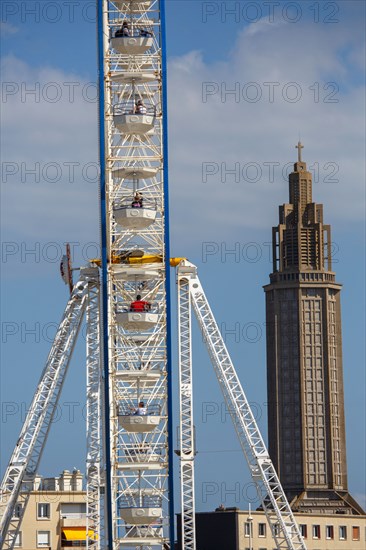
[244,16,285,37]
[1,55,99,254]
[1,55,98,164]
[0,21,18,35]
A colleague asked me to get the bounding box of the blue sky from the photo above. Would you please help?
[1,0,365,515]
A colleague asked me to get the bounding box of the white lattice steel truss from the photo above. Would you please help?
[177,272,196,550]
[177,261,307,550]
[86,272,103,549]
[0,268,99,550]
[100,0,171,547]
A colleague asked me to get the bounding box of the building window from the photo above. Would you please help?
[300,524,307,539]
[14,532,22,548]
[244,521,253,537]
[352,526,360,540]
[37,531,50,547]
[10,532,22,548]
[339,525,347,540]
[37,503,50,519]
[258,523,266,537]
[312,525,321,539]
[273,523,280,537]
[12,504,22,519]
[60,503,86,519]
[326,525,334,539]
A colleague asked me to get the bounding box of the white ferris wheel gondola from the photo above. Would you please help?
[111,36,153,55]
[118,414,161,433]
[110,71,157,84]
[114,205,157,229]
[112,165,158,180]
[113,110,156,135]
[116,311,159,330]
[119,506,162,525]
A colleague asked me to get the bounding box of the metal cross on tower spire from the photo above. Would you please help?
[296,141,304,162]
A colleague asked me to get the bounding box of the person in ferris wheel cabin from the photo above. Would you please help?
[140,28,152,37]
[134,401,147,416]
[131,190,143,208]
[115,21,130,37]
[134,99,147,115]
[130,294,151,312]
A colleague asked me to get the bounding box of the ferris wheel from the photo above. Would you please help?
[97,0,174,547]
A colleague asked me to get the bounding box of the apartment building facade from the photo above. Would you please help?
[177,507,366,550]
[13,469,88,550]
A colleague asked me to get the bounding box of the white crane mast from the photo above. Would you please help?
[0,267,99,550]
[177,261,307,550]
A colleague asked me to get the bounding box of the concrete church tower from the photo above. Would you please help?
[264,143,364,515]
